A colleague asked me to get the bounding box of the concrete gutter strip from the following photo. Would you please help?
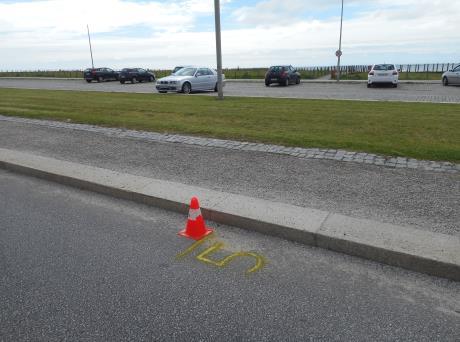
[0,147,458,281]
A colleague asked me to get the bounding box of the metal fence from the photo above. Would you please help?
[297,63,459,74]
[0,63,458,79]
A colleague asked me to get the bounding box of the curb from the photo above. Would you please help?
[1,148,459,281]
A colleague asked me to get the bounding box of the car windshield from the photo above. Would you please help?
[373,64,395,71]
[174,68,197,76]
[270,66,286,72]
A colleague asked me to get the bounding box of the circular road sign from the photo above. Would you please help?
[335,50,342,57]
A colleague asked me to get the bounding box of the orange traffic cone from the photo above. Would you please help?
[178,197,213,240]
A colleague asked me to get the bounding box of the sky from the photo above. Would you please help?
[0,0,458,70]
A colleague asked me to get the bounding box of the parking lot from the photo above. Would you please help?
[0,78,459,103]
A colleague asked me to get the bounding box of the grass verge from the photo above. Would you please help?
[0,88,459,162]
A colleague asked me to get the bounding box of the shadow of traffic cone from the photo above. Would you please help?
[178,197,213,240]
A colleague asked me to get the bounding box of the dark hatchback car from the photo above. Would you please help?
[119,68,155,84]
[84,68,119,83]
[265,65,301,86]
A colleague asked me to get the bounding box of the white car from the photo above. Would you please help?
[156,66,225,94]
[442,64,460,86]
[367,64,399,88]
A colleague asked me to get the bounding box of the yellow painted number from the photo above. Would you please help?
[176,235,266,274]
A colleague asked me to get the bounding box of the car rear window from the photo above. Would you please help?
[373,64,395,71]
[122,68,134,72]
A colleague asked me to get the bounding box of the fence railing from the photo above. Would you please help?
[0,63,458,80]
[296,63,459,74]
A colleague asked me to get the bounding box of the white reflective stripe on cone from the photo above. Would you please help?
[188,208,202,221]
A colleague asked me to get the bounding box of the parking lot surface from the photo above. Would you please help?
[0,78,459,103]
[1,170,459,341]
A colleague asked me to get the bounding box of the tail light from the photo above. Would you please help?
[281,71,287,77]
[368,71,374,76]
[392,71,398,75]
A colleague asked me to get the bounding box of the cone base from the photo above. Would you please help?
[178,227,214,240]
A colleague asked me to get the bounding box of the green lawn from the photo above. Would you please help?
[0,88,459,162]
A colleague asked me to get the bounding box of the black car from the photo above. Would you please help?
[84,68,119,83]
[265,65,301,86]
[119,68,155,84]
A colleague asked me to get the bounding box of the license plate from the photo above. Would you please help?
[377,73,386,76]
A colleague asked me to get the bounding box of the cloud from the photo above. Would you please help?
[0,0,458,70]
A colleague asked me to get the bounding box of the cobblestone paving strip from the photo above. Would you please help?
[1,115,458,174]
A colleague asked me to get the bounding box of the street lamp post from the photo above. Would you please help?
[336,0,344,82]
[87,24,94,69]
[214,0,224,100]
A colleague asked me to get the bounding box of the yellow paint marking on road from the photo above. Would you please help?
[177,235,266,274]
[196,243,265,274]
[175,234,215,259]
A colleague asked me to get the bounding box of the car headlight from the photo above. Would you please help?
[170,81,177,84]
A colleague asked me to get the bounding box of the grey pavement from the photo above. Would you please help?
[0,78,459,103]
[1,170,460,341]
[0,118,458,238]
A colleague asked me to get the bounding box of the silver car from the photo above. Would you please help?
[442,64,460,86]
[156,67,225,94]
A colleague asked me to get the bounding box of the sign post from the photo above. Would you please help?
[336,0,344,82]
[87,24,94,69]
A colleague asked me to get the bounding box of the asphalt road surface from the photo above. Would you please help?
[1,170,459,341]
[0,78,459,103]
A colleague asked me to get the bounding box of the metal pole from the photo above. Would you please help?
[336,0,344,82]
[214,0,224,100]
[87,24,94,69]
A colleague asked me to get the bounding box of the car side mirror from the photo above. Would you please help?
[398,69,401,72]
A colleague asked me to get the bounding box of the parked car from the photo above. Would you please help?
[367,64,399,88]
[155,67,225,94]
[442,64,460,86]
[84,67,119,83]
[265,65,301,87]
[119,68,155,84]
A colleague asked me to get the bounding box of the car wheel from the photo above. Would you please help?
[214,83,218,92]
[132,77,137,84]
[296,77,300,85]
[97,76,103,83]
[86,79,92,83]
[393,84,398,88]
[149,76,154,82]
[182,82,191,94]
[265,80,270,87]
[283,78,289,86]
[367,83,371,88]
[442,77,448,86]
[158,91,167,94]
[120,80,125,84]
